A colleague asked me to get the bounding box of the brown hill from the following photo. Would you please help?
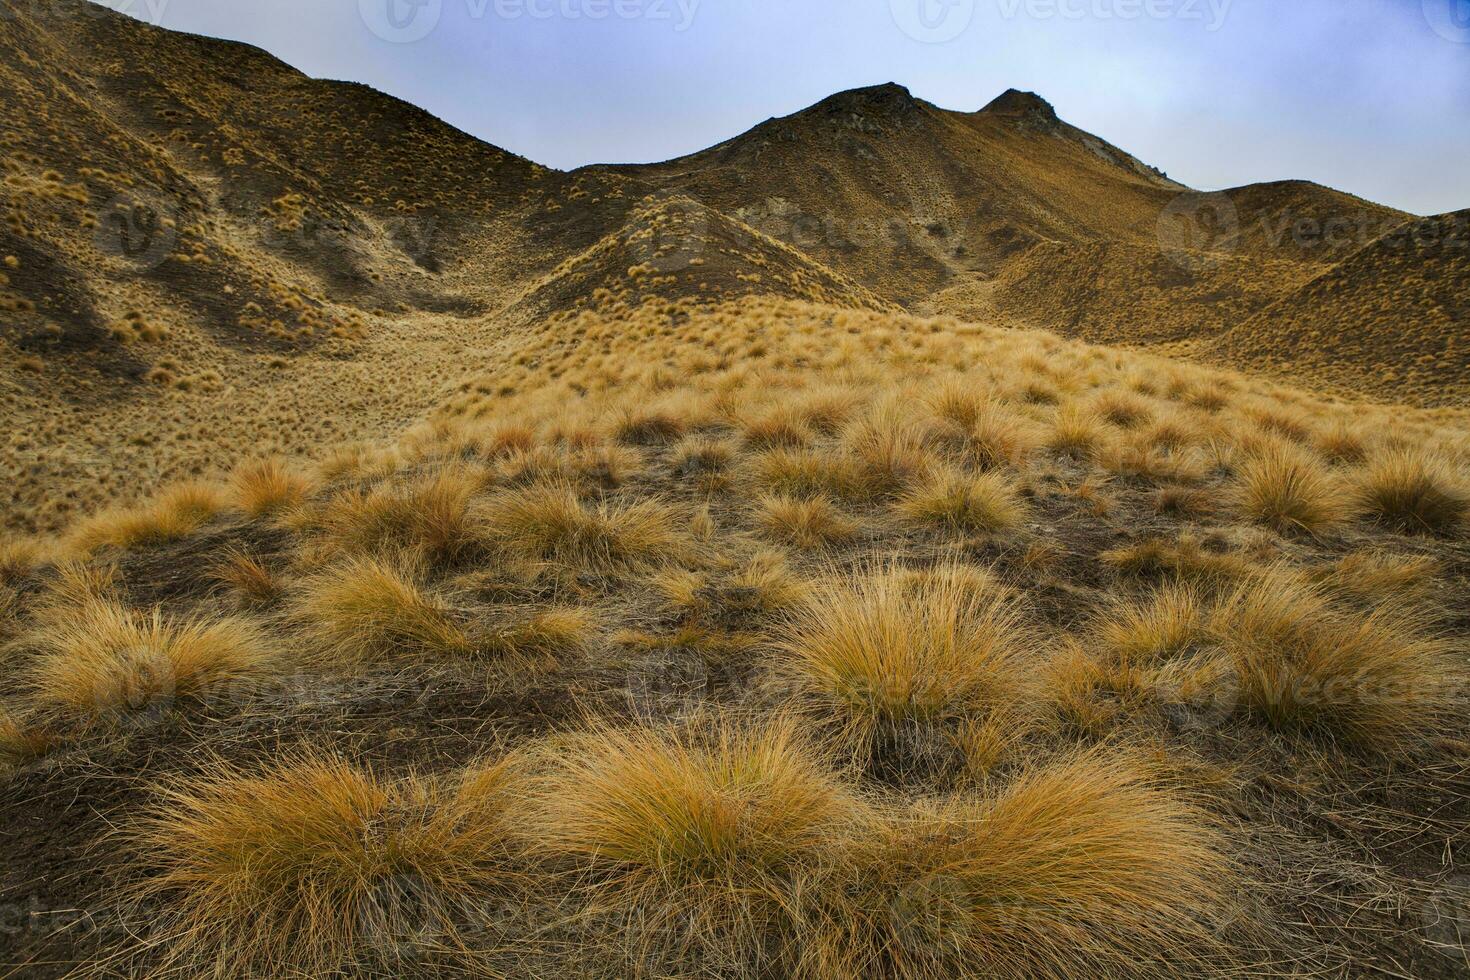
[1205,210,1470,406]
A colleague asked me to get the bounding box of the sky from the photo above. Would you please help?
[95,0,1470,216]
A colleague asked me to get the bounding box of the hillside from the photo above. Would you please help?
[2,3,1470,979]
[1206,210,1470,406]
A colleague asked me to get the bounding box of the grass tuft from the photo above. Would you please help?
[130,753,523,976]
[1354,448,1468,536]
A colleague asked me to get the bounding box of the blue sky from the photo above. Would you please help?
[98,0,1470,215]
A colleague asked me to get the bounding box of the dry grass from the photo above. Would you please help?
[66,482,226,555]
[530,717,857,970]
[23,598,282,722]
[1094,583,1210,666]
[773,563,1029,749]
[1233,440,1346,535]
[1211,566,1463,752]
[896,467,1029,535]
[231,458,312,517]
[212,549,283,608]
[312,465,486,567]
[480,481,686,570]
[1354,448,1469,535]
[130,753,523,976]
[757,494,857,550]
[293,557,471,664]
[828,751,1236,980]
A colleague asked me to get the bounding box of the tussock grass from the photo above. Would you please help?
[212,549,282,608]
[843,402,932,496]
[831,752,1236,980]
[231,458,311,517]
[0,709,51,773]
[1047,403,1107,460]
[480,481,685,570]
[294,557,471,664]
[773,563,1028,748]
[313,465,486,566]
[1234,440,1346,535]
[23,598,282,721]
[757,494,856,550]
[478,607,594,668]
[130,753,523,976]
[531,717,857,968]
[1211,566,1462,751]
[753,447,862,500]
[1100,534,1250,585]
[896,467,1028,535]
[66,482,225,554]
[1095,583,1209,666]
[1354,448,1469,535]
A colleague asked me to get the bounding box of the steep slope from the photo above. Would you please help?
[1205,210,1470,406]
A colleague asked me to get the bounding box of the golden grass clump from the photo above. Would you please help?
[1211,566,1462,751]
[773,563,1028,748]
[753,447,862,500]
[1354,448,1469,536]
[294,557,470,664]
[313,466,485,566]
[842,402,932,496]
[1047,402,1107,460]
[212,549,282,608]
[1094,583,1209,666]
[896,467,1028,535]
[757,494,857,550]
[832,752,1236,980]
[130,753,523,976]
[24,598,282,721]
[231,458,311,517]
[67,482,225,554]
[480,481,685,570]
[1233,440,1346,535]
[531,718,857,968]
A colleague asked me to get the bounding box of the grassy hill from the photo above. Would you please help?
[1,4,1469,979]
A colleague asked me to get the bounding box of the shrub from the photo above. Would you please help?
[130,754,523,976]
